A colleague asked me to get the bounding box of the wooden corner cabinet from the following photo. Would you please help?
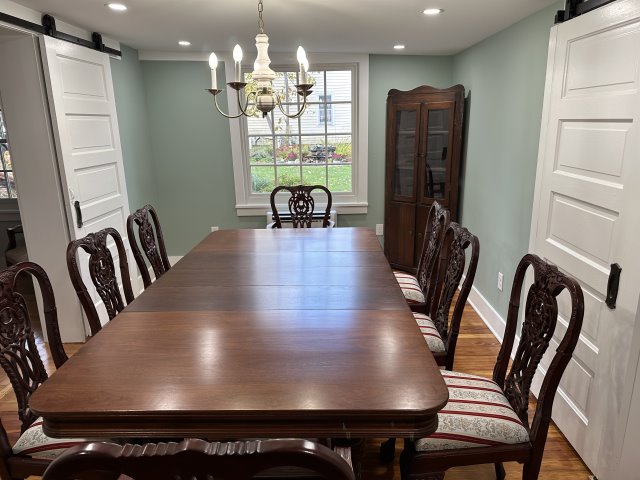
[384,85,465,271]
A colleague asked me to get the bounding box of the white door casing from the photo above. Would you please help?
[530,1,640,477]
[40,36,140,330]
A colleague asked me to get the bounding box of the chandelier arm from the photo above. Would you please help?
[212,92,246,119]
[276,94,308,119]
[237,90,258,116]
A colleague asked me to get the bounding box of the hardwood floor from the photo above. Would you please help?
[0,302,592,479]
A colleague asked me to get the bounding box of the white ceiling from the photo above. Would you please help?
[12,0,559,55]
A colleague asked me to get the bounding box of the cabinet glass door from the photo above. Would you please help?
[420,103,454,204]
[392,105,419,201]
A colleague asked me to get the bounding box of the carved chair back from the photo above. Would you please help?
[429,222,479,370]
[415,201,450,310]
[66,228,134,336]
[127,204,171,289]
[270,185,333,228]
[493,254,584,456]
[43,438,356,480]
[0,262,68,433]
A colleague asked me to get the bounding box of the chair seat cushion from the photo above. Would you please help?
[393,271,425,304]
[415,371,530,452]
[12,418,87,460]
[413,313,445,353]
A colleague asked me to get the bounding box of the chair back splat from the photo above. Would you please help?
[0,262,68,432]
[43,438,356,480]
[430,222,480,370]
[127,204,171,288]
[416,201,450,311]
[67,228,134,335]
[269,185,333,228]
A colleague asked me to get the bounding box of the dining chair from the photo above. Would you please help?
[393,201,449,311]
[127,204,171,289]
[269,185,334,228]
[0,262,86,479]
[42,438,355,480]
[381,222,480,462]
[66,227,134,336]
[399,254,584,480]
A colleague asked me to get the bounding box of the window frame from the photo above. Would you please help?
[227,53,369,216]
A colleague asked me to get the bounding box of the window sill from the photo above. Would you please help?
[236,202,368,217]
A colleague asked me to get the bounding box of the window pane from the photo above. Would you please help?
[327,135,351,164]
[305,71,323,103]
[0,176,8,198]
[326,70,352,102]
[301,137,326,164]
[302,165,327,186]
[327,103,351,135]
[273,109,299,135]
[328,165,352,192]
[272,72,298,104]
[277,165,301,186]
[251,166,275,193]
[275,137,300,165]
[249,137,274,165]
[425,109,450,200]
[247,113,273,136]
[299,104,326,134]
[2,148,12,170]
[6,172,16,197]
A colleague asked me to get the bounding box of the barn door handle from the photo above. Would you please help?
[74,200,83,229]
[606,263,622,309]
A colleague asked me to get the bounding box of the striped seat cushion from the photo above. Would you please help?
[13,418,87,460]
[393,271,425,304]
[413,312,445,353]
[415,370,530,451]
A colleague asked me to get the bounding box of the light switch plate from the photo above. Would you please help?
[376,224,384,236]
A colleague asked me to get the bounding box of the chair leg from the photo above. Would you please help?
[522,461,542,480]
[379,437,396,463]
[495,462,506,479]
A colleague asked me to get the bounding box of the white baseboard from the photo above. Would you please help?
[169,255,183,265]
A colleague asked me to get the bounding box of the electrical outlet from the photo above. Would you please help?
[497,272,504,291]
[211,226,219,232]
[376,224,384,236]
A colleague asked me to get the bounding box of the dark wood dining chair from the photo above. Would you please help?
[127,204,171,289]
[393,201,449,311]
[42,438,355,480]
[399,254,584,480]
[0,262,86,479]
[66,227,134,336]
[269,185,334,228]
[417,222,480,370]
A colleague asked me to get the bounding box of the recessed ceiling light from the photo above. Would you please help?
[423,8,444,15]
[394,45,406,50]
[106,3,127,11]
[178,41,191,47]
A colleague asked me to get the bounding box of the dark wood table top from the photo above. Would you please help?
[31,228,448,439]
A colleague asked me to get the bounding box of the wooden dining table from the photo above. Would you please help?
[30,227,448,441]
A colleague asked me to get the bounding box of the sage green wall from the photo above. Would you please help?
[452,2,561,317]
[139,55,453,255]
[110,45,158,212]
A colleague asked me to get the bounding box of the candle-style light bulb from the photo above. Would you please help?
[232,44,243,82]
[208,52,218,90]
[296,46,307,83]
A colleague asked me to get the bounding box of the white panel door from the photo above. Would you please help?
[41,37,140,329]
[530,1,640,477]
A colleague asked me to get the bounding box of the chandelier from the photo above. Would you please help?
[207,0,313,119]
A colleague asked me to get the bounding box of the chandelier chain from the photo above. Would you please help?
[257,0,264,34]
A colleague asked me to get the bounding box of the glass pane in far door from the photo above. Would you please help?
[394,109,417,198]
[424,108,450,200]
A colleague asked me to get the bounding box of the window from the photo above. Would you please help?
[228,55,368,216]
[318,95,334,125]
[246,69,352,194]
[0,110,17,199]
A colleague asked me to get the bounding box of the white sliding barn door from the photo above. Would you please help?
[530,1,640,477]
[41,36,139,328]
